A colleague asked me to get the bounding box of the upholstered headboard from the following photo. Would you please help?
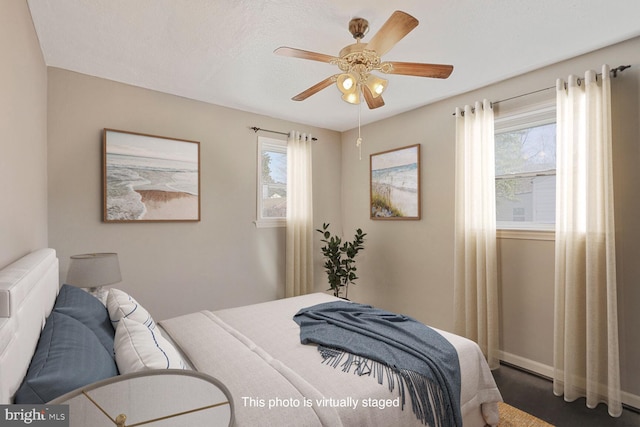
[0,249,59,403]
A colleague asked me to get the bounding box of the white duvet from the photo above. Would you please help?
[160,293,501,427]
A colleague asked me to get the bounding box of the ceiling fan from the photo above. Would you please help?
[274,10,454,109]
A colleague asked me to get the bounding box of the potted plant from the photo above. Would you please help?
[316,223,366,299]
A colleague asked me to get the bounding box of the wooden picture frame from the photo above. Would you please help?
[370,144,421,220]
[103,129,200,222]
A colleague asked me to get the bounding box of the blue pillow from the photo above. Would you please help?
[14,312,119,404]
[53,284,115,355]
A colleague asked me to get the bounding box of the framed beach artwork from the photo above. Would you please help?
[103,129,200,222]
[370,144,421,220]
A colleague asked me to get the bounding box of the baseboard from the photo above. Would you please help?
[499,351,554,379]
[499,351,640,412]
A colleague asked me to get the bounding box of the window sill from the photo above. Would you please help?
[254,219,286,228]
[497,229,554,241]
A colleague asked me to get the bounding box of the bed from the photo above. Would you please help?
[0,249,502,426]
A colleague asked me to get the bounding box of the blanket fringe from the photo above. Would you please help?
[318,345,453,427]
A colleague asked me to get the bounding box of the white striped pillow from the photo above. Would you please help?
[114,318,185,373]
[106,288,156,330]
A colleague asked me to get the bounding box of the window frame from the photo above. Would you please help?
[255,136,287,228]
[494,101,556,239]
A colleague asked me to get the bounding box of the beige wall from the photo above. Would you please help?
[341,36,640,402]
[47,68,342,320]
[0,0,48,267]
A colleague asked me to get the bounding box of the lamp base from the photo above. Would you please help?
[82,286,109,306]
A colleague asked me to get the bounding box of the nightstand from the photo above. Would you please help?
[50,370,233,426]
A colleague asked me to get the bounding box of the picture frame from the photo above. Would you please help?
[370,144,421,220]
[103,129,200,222]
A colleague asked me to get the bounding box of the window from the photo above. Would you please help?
[495,103,556,232]
[256,136,287,227]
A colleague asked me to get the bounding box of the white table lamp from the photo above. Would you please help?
[66,253,122,300]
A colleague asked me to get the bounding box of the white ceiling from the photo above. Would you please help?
[28,0,640,132]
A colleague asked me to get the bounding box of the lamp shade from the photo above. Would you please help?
[365,74,387,98]
[66,253,122,289]
[341,90,361,105]
[337,73,357,92]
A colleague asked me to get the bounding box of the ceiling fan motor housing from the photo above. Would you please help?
[349,17,369,39]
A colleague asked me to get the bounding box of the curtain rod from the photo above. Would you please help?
[250,126,318,141]
[453,64,631,115]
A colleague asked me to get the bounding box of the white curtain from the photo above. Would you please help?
[554,65,621,416]
[454,100,500,369]
[285,131,314,297]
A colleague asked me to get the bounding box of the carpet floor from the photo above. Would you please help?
[492,363,640,427]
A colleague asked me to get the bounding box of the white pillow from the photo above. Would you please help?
[107,288,156,330]
[114,318,186,374]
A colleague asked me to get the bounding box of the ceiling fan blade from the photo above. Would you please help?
[292,75,337,101]
[274,47,338,63]
[385,62,454,79]
[362,85,385,109]
[365,11,418,57]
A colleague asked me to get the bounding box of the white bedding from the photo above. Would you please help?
[160,293,502,427]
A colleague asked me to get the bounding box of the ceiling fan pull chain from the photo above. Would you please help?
[356,101,363,160]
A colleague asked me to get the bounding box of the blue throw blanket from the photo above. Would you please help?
[293,301,462,427]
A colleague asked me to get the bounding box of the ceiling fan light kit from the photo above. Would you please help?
[275,10,454,109]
